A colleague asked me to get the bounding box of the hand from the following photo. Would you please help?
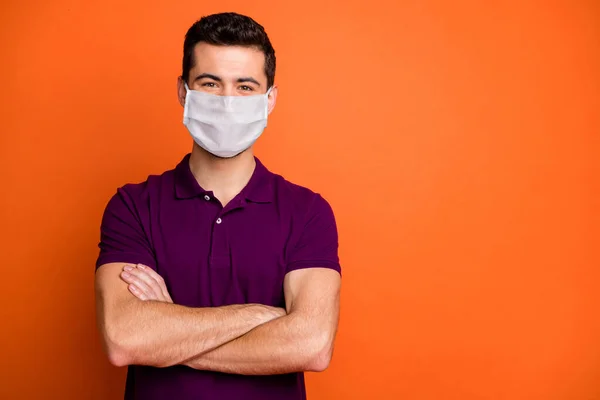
[258,305,287,324]
[120,264,173,303]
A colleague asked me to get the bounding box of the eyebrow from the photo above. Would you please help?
[237,77,261,87]
[194,73,261,86]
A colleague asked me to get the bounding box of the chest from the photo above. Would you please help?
[149,198,292,308]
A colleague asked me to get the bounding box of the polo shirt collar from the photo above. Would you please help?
[174,153,273,203]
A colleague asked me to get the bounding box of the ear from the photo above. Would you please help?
[177,76,187,107]
[267,84,278,115]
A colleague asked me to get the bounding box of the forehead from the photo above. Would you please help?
[191,43,266,81]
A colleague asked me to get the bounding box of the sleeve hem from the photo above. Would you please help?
[95,253,157,271]
[286,260,342,276]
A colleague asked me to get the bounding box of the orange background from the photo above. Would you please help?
[1,1,599,399]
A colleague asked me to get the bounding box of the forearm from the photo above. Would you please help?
[184,312,332,375]
[103,298,273,368]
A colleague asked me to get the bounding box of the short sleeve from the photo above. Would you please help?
[95,187,156,271]
[286,194,341,275]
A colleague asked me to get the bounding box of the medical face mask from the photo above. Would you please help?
[182,83,272,158]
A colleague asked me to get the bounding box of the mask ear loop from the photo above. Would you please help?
[182,82,193,124]
[263,86,274,119]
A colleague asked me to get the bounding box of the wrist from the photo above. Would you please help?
[258,305,286,323]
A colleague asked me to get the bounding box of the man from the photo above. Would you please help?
[94,12,342,400]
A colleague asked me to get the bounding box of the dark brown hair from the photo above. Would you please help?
[182,12,276,88]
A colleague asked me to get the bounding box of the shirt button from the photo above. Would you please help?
[216,217,222,224]
[204,195,210,201]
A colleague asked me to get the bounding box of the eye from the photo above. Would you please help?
[240,85,254,91]
[202,82,217,88]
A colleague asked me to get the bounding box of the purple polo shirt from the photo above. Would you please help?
[95,153,341,400]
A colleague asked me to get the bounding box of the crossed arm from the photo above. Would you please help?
[95,262,341,374]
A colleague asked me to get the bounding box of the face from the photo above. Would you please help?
[178,42,277,113]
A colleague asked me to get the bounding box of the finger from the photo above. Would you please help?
[136,264,172,301]
[128,284,147,300]
[125,267,163,299]
[121,269,155,300]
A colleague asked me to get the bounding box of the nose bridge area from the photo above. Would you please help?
[222,95,235,110]
[221,82,237,97]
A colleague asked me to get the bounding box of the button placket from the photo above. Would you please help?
[209,211,227,267]
[209,203,244,270]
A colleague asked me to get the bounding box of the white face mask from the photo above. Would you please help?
[183,83,272,158]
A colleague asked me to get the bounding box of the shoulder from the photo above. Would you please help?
[270,171,336,221]
[102,166,176,217]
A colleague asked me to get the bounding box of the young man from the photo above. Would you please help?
[94,12,342,400]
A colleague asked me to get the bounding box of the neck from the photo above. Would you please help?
[188,144,256,206]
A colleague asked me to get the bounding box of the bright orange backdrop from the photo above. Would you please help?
[1,1,599,399]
